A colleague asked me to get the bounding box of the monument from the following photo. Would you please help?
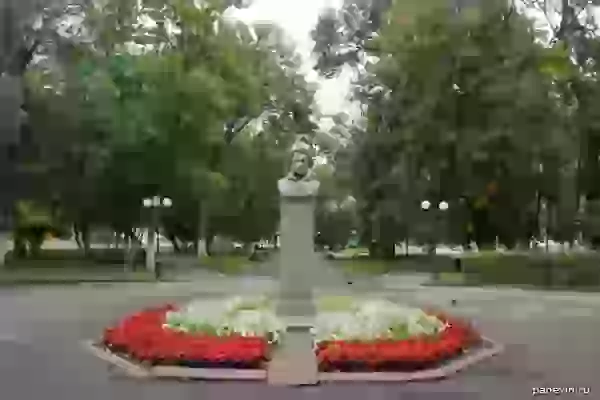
[268,135,320,385]
[86,135,504,385]
[276,134,320,317]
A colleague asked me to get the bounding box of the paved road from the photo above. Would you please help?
[1,278,599,400]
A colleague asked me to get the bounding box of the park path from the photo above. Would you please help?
[1,261,599,399]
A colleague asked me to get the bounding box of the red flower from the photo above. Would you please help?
[101,304,270,368]
[315,312,482,372]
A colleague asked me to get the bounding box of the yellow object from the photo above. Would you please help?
[474,197,487,209]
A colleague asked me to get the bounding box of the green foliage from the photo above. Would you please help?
[198,255,251,274]
[583,200,600,245]
[15,200,52,228]
[311,0,394,77]
[12,200,62,256]
[351,2,581,249]
[388,323,412,340]
[316,295,355,312]
[20,0,316,249]
[340,259,391,275]
[461,254,600,288]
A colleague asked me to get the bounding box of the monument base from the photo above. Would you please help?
[276,293,316,318]
[267,326,318,386]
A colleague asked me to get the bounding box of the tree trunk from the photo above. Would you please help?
[13,230,28,258]
[380,241,395,259]
[29,227,44,257]
[73,224,83,249]
[80,222,91,257]
[125,231,133,272]
[206,233,214,256]
[167,233,181,253]
[126,229,143,271]
[535,193,542,241]
[196,199,209,258]
[0,231,12,266]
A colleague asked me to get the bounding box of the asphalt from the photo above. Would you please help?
[0,274,598,400]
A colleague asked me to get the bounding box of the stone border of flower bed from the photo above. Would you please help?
[318,337,503,382]
[84,336,503,384]
[82,341,267,381]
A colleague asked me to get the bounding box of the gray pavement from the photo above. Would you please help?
[0,271,599,399]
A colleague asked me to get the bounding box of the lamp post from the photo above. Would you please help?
[421,200,449,254]
[438,201,449,250]
[142,196,172,278]
[421,200,432,253]
[575,196,586,249]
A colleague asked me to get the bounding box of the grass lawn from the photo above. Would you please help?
[316,295,355,312]
[0,267,156,285]
[339,259,394,275]
[198,255,252,275]
[433,272,467,285]
[332,247,370,258]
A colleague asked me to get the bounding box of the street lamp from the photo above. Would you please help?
[437,201,449,247]
[142,195,172,277]
[421,200,449,253]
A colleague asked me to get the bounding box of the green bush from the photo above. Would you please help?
[461,254,600,288]
[11,200,71,258]
[4,248,146,267]
[389,255,457,273]
[330,254,457,275]
[198,255,250,274]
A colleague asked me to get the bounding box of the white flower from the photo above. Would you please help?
[313,298,445,343]
[164,296,284,343]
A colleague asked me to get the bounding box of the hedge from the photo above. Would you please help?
[3,248,146,267]
[459,253,600,288]
[329,254,457,275]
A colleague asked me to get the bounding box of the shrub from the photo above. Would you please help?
[461,254,600,288]
[4,248,146,267]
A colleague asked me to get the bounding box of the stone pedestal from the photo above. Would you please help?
[267,326,318,386]
[276,179,319,318]
[270,178,320,386]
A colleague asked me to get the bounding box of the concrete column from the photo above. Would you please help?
[269,178,320,386]
[277,195,317,318]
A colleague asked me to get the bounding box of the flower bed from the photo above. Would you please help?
[102,297,283,369]
[313,298,481,372]
[99,296,483,374]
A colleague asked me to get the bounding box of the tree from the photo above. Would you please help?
[29,0,317,255]
[0,0,71,241]
[350,1,574,251]
[311,0,392,78]
[520,0,600,244]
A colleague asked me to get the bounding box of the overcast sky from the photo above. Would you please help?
[228,0,600,125]
[51,0,600,128]
[228,0,360,125]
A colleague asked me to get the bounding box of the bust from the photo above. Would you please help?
[278,136,320,197]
